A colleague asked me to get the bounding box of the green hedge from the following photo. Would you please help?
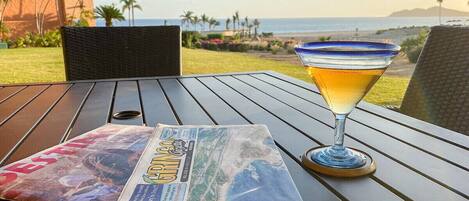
[401,30,428,63]
[207,33,224,40]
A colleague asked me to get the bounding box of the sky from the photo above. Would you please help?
[94,0,469,19]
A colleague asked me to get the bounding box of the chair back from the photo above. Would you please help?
[61,26,181,81]
[400,26,469,135]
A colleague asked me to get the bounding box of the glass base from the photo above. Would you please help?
[310,146,367,169]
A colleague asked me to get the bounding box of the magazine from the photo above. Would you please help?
[0,124,154,201]
[119,124,303,201]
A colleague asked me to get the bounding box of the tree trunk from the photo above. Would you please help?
[55,0,66,26]
[106,19,112,27]
[128,8,131,26]
[0,0,9,24]
[131,4,135,26]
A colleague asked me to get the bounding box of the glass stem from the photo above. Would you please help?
[332,114,347,151]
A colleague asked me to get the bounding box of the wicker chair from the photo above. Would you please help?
[400,26,469,135]
[61,26,181,81]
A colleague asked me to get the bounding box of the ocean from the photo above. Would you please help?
[96,17,469,34]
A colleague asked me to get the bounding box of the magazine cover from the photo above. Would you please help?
[0,124,154,201]
[119,124,303,201]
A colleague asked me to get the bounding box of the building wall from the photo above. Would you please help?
[3,0,95,38]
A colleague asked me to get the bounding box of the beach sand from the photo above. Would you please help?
[275,27,425,46]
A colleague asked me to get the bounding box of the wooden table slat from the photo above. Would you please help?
[0,86,26,104]
[253,74,469,165]
[261,72,469,149]
[4,83,94,164]
[138,80,178,126]
[1,71,467,201]
[0,84,71,165]
[350,109,469,167]
[246,74,469,198]
[223,75,468,200]
[198,76,402,201]
[179,78,250,125]
[158,79,213,125]
[239,74,469,169]
[111,81,144,125]
[66,82,115,140]
[0,85,49,125]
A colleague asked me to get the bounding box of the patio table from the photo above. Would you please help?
[0,71,467,201]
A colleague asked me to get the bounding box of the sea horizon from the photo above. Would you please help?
[97,16,469,34]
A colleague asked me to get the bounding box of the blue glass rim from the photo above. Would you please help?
[295,41,401,57]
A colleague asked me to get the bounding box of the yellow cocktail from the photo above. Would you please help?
[295,41,400,177]
[306,67,385,114]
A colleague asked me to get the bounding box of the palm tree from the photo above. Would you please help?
[0,0,9,23]
[225,18,231,30]
[95,4,125,27]
[241,21,245,36]
[232,15,236,30]
[130,0,141,26]
[120,0,141,26]
[208,17,219,30]
[253,19,260,37]
[235,11,240,31]
[244,16,249,37]
[200,13,209,31]
[192,16,200,31]
[180,10,194,30]
[437,0,443,25]
[247,24,253,38]
[120,0,132,26]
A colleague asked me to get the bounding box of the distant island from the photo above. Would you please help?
[389,6,469,17]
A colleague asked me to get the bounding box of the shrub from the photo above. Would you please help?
[206,42,218,51]
[182,31,201,48]
[10,30,62,48]
[401,30,428,63]
[267,40,282,50]
[286,47,296,54]
[270,45,281,55]
[271,48,279,55]
[261,32,273,37]
[232,33,241,41]
[318,36,331,42]
[375,30,385,35]
[207,33,224,40]
[406,45,423,63]
[228,43,249,52]
[250,44,267,51]
[194,42,202,49]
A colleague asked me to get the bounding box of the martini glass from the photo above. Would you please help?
[295,41,400,176]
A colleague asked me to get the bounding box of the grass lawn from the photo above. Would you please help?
[0,47,409,106]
